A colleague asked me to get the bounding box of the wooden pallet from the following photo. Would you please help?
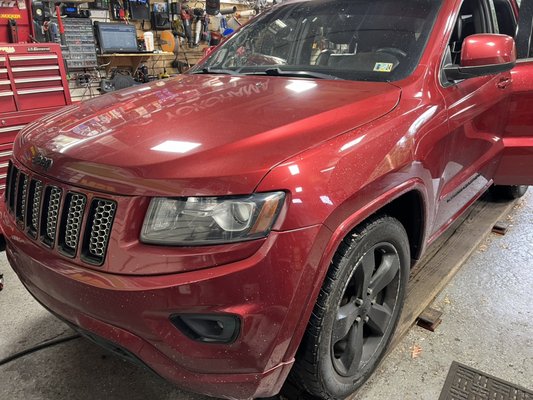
[391,195,517,350]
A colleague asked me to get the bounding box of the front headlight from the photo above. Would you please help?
[140,192,285,245]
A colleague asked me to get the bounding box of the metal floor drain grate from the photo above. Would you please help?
[439,361,533,400]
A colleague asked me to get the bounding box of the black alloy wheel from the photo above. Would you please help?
[331,242,401,377]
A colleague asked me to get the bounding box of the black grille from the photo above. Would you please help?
[59,193,87,256]
[7,162,18,212]
[15,172,28,223]
[82,199,117,265]
[40,186,62,247]
[26,179,43,238]
[5,162,116,264]
[5,161,12,202]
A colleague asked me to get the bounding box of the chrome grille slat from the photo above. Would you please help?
[27,179,43,237]
[32,181,43,231]
[65,194,86,249]
[46,187,61,240]
[40,186,62,247]
[20,175,28,218]
[59,193,87,256]
[83,199,116,265]
[16,173,28,223]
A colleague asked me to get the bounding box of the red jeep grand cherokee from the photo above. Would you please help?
[2,0,533,398]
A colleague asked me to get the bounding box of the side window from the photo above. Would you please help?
[491,0,518,37]
[448,0,494,65]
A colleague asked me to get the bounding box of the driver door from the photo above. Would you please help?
[494,0,533,185]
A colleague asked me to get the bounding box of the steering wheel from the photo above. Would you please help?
[376,47,407,59]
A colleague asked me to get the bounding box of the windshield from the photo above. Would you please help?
[193,0,442,82]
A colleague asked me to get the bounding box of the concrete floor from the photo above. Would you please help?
[0,192,532,400]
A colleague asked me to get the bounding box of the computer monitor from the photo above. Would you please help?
[95,22,139,53]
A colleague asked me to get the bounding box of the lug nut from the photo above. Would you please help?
[364,316,369,323]
[367,288,373,296]
[355,298,363,306]
[355,316,361,323]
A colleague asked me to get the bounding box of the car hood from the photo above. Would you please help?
[15,74,400,196]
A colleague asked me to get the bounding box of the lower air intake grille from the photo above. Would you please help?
[82,199,117,265]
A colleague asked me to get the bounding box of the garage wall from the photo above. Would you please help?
[67,1,255,101]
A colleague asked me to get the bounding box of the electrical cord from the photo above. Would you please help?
[0,334,81,367]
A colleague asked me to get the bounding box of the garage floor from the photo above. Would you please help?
[0,193,532,400]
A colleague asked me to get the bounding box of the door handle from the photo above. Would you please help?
[497,77,511,89]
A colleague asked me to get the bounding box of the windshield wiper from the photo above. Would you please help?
[191,67,242,75]
[246,67,342,80]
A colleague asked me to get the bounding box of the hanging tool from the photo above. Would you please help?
[193,7,204,46]
[111,0,126,20]
[44,19,60,43]
[219,6,237,15]
[180,7,193,47]
[236,9,257,18]
[201,12,210,43]
[170,0,180,22]
[32,0,46,42]
[55,4,67,45]
[160,29,179,53]
[205,0,219,15]
[8,19,19,43]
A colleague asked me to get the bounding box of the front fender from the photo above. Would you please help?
[276,178,429,365]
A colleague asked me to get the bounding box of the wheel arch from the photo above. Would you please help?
[378,189,426,263]
[322,179,428,267]
[282,180,428,368]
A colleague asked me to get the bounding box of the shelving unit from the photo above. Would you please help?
[60,18,99,71]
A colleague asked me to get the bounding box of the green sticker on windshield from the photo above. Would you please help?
[373,62,393,72]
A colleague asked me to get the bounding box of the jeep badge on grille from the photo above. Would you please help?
[32,152,53,171]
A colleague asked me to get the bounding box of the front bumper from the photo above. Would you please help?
[2,206,327,399]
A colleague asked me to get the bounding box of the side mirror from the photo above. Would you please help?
[444,34,516,81]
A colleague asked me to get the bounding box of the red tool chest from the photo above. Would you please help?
[0,43,71,191]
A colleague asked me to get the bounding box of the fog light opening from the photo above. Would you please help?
[170,314,240,344]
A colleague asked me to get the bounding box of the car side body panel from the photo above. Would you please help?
[494,60,533,185]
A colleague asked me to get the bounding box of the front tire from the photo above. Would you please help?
[290,216,410,400]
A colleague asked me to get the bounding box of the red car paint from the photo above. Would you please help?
[460,34,516,66]
[2,0,533,399]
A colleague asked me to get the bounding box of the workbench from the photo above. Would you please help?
[97,52,175,74]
